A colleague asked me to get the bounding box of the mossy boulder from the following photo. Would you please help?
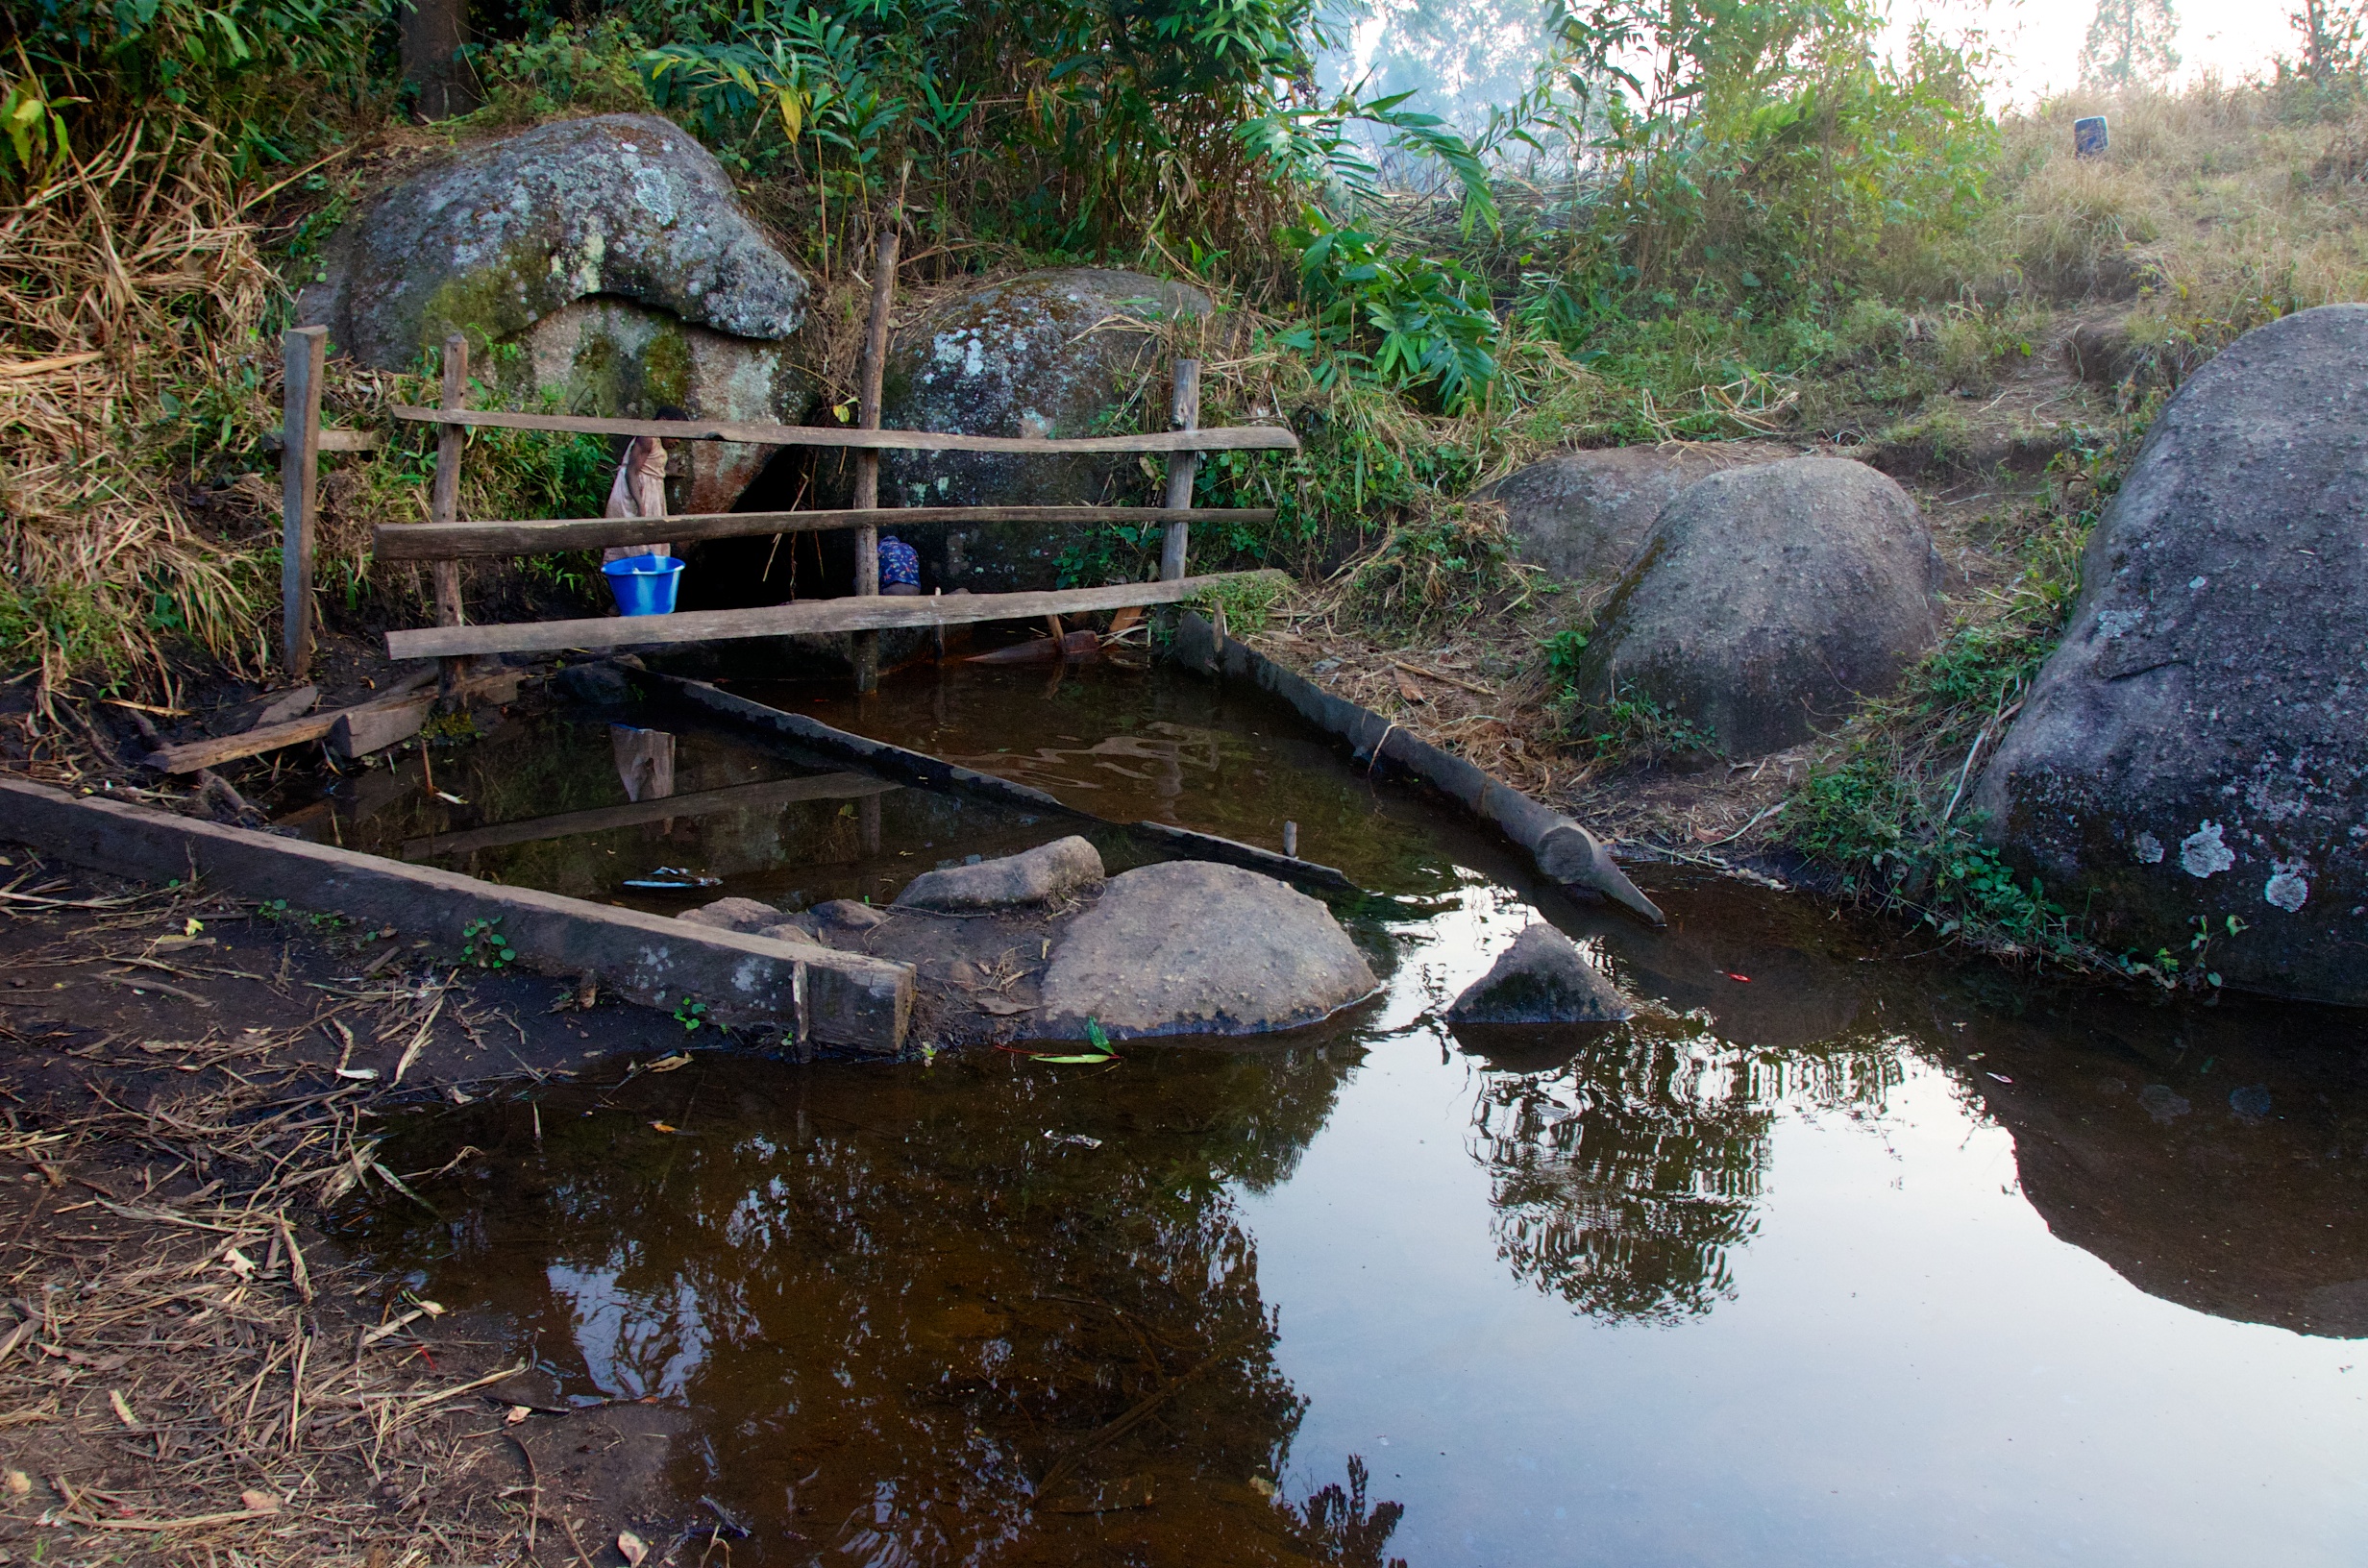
[1572,456,1944,758]
[1971,304,2368,1005]
[851,269,1211,592]
[503,297,816,515]
[311,113,809,370]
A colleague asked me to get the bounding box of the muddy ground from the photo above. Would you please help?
[0,851,762,1566]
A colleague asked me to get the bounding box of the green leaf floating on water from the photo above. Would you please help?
[1030,1017,1117,1066]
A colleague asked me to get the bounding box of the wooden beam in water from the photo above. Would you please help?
[384,574,1244,661]
[400,770,898,860]
[372,505,1279,562]
[388,404,1298,455]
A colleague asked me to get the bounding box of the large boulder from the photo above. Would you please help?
[310,114,809,369]
[503,296,814,514]
[894,835,1104,913]
[1969,305,2368,1005]
[1448,923,1634,1023]
[858,269,1212,592]
[1571,457,1944,758]
[1037,861,1377,1039]
[1487,443,1790,588]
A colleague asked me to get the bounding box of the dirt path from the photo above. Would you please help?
[0,853,743,1565]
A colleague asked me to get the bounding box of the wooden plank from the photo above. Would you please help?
[371,505,1277,562]
[387,404,1298,454]
[328,666,523,759]
[1160,358,1200,581]
[401,771,898,860]
[429,332,471,697]
[851,228,899,694]
[280,327,327,679]
[143,670,436,773]
[386,574,1245,661]
[139,665,526,774]
[267,428,382,453]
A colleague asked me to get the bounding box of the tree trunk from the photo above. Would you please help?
[401,0,479,120]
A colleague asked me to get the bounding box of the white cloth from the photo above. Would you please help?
[603,435,670,562]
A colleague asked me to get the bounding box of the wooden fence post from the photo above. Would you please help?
[281,326,328,679]
[430,331,472,696]
[1159,357,1200,581]
[850,228,900,694]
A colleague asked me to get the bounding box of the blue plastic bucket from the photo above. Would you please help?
[603,553,684,616]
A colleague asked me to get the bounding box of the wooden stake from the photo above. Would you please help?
[1159,358,1201,581]
[430,332,472,698]
[851,228,900,694]
[280,327,327,679]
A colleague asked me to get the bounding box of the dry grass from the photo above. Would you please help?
[0,878,564,1564]
[0,124,313,716]
[1989,83,2368,331]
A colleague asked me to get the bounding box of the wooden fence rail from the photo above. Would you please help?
[371,504,1278,562]
[384,404,1298,455]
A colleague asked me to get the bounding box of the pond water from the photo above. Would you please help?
[317,658,2368,1566]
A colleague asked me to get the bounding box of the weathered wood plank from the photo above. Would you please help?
[371,505,1277,562]
[1160,358,1200,581]
[139,665,522,774]
[385,574,1243,660]
[388,404,1298,454]
[280,327,326,679]
[851,229,899,694]
[429,333,471,698]
[401,771,898,860]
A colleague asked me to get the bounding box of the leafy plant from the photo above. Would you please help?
[460,917,516,970]
[1032,1016,1118,1065]
[674,996,711,1032]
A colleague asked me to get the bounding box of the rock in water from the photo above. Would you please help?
[1487,443,1788,588]
[865,269,1212,591]
[1971,304,2368,1004]
[893,836,1104,913]
[1447,924,1633,1023]
[312,115,810,370]
[678,897,785,934]
[1572,456,1944,758]
[1038,862,1377,1039]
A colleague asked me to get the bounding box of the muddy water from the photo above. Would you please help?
[324,659,2367,1565]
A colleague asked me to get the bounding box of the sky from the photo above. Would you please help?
[1907,0,2299,104]
[1330,0,2309,128]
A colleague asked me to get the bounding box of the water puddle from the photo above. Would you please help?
[322,660,2368,1565]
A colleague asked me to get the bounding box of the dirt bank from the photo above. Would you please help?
[0,853,747,1565]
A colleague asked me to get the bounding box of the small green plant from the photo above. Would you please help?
[1543,627,1590,679]
[1033,1016,1118,1065]
[1189,570,1292,636]
[460,917,515,970]
[673,996,710,1032]
[1561,683,1718,763]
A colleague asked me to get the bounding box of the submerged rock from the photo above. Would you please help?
[678,896,786,934]
[1447,923,1633,1023]
[1037,861,1377,1039]
[311,114,810,371]
[893,835,1104,913]
[812,899,891,932]
[1571,456,1944,758]
[1971,304,2368,1005]
[1486,443,1789,588]
[862,269,1213,591]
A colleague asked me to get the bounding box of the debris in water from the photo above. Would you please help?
[1987,1072,2013,1084]
[1725,972,1752,982]
[644,1052,693,1072]
[432,789,467,805]
[618,1531,650,1566]
[623,867,721,890]
[1045,1131,1103,1149]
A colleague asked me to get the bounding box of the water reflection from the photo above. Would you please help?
[360,1046,1408,1565]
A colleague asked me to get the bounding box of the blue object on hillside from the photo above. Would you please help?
[604,553,684,616]
[2074,116,2109,159]
[878,535,921,588]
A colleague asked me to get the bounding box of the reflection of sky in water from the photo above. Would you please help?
[547,1262,711,1402]
[1246,878,2368,1566]
[344,659,2368,1565]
